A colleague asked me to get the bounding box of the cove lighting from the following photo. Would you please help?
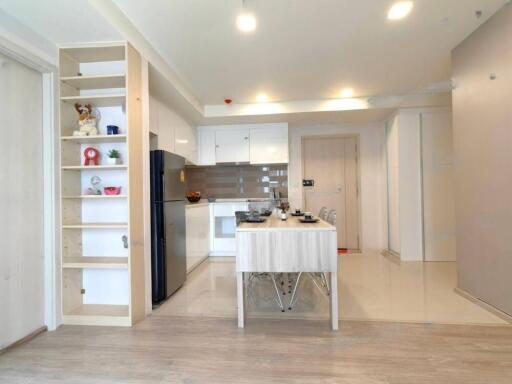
[340,88,354,98]
[237,13,257,32]
[256,93,269,103]
[387,1,413,20]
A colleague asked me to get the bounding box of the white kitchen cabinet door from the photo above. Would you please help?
[250,124,289,164]
[197,129,216,165]
[215,128,250,163]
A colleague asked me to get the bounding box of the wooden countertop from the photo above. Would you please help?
[236,214,335,232]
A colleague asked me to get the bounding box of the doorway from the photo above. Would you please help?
[302,136,360,250]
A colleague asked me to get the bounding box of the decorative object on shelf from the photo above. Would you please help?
[107,149,122,165]
[73,103,99,136]
[84,147,100,166]
[280,209,288,221]
[104,186,122,195]
[86,176,102,195]
[186,191,201,203]
[207,197,216,202]
[107,125,120,135]
[122,235,128,249]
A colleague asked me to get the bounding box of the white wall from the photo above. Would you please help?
[421,110,455,261]
[0,52,45,349]
[386,116,400,254]
[385,108,454,262]
[0,9,57,66]
[385,111,424,261]
[149,95,197,164]
[288,123,388,252]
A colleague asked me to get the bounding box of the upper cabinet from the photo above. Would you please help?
[148,96,197,164]
[196,123,289,165]
[215,127,250,163]
[197,128,216,165]
[250,124,288,164]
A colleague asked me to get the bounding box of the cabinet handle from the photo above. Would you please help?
[244,137,249,140]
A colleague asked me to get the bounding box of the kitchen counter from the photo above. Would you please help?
[186,200,210,208]
[235,213,339,330]
[237,214,335,232]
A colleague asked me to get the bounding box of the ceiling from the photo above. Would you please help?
[0,0,121,45]
[112,0,507,105]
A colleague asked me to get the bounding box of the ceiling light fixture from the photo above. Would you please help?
[340,88,354,98]
[387,1,414,20]
[256,93,269,103]
[237,13,257,32]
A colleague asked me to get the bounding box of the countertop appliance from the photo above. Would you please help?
[150,150,187,304]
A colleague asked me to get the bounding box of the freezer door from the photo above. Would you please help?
[164,200,187,297]
[151,201,166,304]
[163,151,186,201]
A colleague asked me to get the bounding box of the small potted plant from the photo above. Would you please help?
[107,149,122,165]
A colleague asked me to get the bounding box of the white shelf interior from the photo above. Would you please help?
[61,134,127,143]
[60,44,132,324]
[61,74,126,90]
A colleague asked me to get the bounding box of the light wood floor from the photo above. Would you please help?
[1,315,512,383]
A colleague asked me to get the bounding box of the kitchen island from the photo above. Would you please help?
[236,214,338,330]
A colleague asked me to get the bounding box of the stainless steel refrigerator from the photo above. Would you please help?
[150,150,187,304]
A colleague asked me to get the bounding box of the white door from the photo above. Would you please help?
[421,112,456,261]
[0,52,45,348]
[215,128,250,163]
[302,136,359,249]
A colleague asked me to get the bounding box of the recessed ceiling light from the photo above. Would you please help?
[340,88,354,98]
[387,1,413,20]
[237,13,257,32]
[256,93,269,103]
[176,139,189,144]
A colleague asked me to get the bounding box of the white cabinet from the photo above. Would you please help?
[197,128,216,165]
[186,204,210,271]
[196,124,289,165]
[250,123,288,164]
[149,96,198,164]
[215,128,250,163]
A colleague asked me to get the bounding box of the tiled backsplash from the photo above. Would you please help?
[185,164,288,199]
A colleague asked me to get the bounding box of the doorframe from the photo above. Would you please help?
[301,134,362,250]
[0,36,59,330]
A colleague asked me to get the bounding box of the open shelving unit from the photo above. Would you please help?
[59,42,145,327]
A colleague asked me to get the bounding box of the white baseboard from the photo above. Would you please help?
[454,288,512,323]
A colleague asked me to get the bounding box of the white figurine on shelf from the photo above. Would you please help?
[73,103,99,136]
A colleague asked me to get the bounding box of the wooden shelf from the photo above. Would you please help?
[63,304,130,326]
[61,134,127,143]
[61,74,126,90]
[61,94,125,107]
[63,257,128,269]
[62,195,128,199]
[61,165,127,171]
[60,44,126,63]
[62,223,128,229]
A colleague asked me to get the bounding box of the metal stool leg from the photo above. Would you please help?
[288,272,303,310]
[271,273,285,312]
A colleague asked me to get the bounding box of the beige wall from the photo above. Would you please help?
[452,4,512,315]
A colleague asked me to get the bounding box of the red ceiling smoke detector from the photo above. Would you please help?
[224,98,233,105]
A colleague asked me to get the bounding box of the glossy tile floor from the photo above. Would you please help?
[159,252,508,325]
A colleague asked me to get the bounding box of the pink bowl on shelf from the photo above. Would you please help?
[104,186,122,195]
